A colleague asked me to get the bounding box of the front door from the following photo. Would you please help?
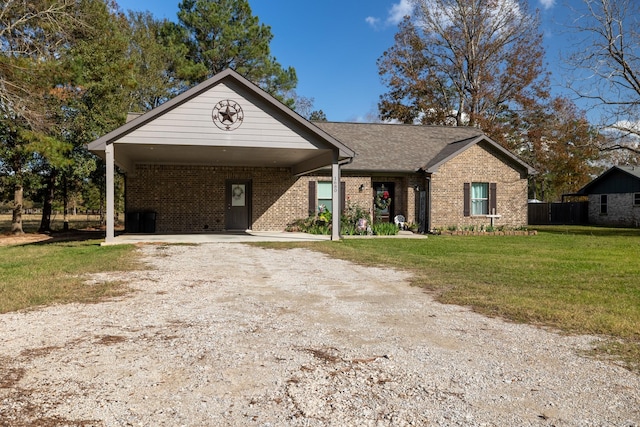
[225,179,251,230]
[373,182,395,223]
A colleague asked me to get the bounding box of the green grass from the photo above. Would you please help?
[0,239,141,313]
[258,225,640,371]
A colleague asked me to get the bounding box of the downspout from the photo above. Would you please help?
[339,157,354,167]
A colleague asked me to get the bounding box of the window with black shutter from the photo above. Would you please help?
[308,180,346,215]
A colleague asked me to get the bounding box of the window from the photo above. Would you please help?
[308,181,346,216]
[600,194,608,214]
[634,193,640,206]
[471,183,489,215]
[317,181,333,213]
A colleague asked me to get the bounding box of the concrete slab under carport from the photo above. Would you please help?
[102,230,428,245]
[104,231,332,245]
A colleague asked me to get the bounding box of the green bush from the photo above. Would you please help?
[286,201,373,236]
[372,222,399,236]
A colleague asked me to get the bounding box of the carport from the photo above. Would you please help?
[87,69,354,244]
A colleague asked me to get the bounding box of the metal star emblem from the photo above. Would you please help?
[212,100,244,131]
[219,105,236,124]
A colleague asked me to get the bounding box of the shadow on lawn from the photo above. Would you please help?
[532,225,640,237]
[0,229,107,247]
[36,229,106,244]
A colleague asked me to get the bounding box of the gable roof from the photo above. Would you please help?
[314,122,534,174]
[87,68,354,160]
[577,165,640,194]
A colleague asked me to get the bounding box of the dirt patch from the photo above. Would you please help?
[0,233,51,246]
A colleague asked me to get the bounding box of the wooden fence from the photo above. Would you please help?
[528,202,589,225]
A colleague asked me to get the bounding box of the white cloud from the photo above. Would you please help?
[539,0,555,9]
[366,0,413,30]
[365,16,381,28]
[386,0,414,25]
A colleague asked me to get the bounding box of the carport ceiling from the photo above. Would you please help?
[114,143,330,169]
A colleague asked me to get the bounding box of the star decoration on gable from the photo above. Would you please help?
[212,99,244,131]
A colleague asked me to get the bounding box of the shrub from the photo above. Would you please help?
[286,201,373,236]
[372,222,399,236]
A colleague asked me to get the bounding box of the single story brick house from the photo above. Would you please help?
[88,69,534,243]
[575,165,640,227]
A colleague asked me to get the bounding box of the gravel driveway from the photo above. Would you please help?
[1,243,639,426]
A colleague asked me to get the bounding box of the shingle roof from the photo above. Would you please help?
[314,122,533,174]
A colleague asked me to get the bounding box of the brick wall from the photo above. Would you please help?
[127,165,308,233]
[127,166,381,233]
[588,193,640,227]
[429,142,528,230]
[126,149,528,234]
[312,174,423,225]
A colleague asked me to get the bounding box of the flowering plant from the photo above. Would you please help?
[375,190,392,210]
[317,204,332,223]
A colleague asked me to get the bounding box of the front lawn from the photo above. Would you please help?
[0,239,141,314]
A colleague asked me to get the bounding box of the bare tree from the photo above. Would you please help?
[565,0,640,157]
[378,0,548,129]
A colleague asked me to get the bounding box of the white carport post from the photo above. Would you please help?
[105,143,115,243]
[331,151,341,241]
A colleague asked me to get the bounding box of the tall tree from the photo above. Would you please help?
[378,0,549,129]
[565,0,640,159]
[126,11,190,111]
[176,0,297,106]
[505,97,601,201]
[0,0,77,233]
[37,0,139,232]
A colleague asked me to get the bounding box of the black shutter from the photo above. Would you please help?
[463,183,470,217]
[340,181,346,213]
[308,181,316,215]
[490,183,497,214]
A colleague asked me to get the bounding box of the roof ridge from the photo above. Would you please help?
[315,121,485,131]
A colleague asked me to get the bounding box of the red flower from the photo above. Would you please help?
[382,191,390,199]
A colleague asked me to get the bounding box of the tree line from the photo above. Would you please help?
[1,0,638,235]
[378,0,640,201]
[0,0,299,234]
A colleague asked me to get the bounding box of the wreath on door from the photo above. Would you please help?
[232,185,244,200]
[375,190,391,210]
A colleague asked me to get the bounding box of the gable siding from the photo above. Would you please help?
[429,143,527,229]
[118,81,320,150]
[585,170,640,194]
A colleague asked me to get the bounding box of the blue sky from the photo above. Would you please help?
[116,0,583,122]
